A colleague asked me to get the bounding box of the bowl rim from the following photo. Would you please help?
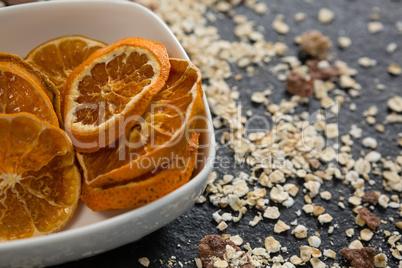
[0,0,216,251]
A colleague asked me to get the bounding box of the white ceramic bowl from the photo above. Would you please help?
[0,1,215,267]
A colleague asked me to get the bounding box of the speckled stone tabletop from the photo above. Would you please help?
[2,0,402,267]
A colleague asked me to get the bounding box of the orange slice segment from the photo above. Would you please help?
[76,58,204,187]
[62,37,170,152]
[0,113,81,241]
[0,53,60,126]
[25,35,107,94]
[81,133,199,211]
[0,64,59,126]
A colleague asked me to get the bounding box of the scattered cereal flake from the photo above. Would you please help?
[265,236,281,253]
[284,184,299,197]
[139,257,150,267]
[325,123,339,139]
[320,191,332,200]
[217,221,228,231]
[263,206,280,219]
[195,258,203,268]
[214,259,229,268]
[388,63,402,76]
[290,255,303,265]
[308,236,321,248]
[367,21,384,34]
[338,36,351,49]
[213,211,223,223]
[339,75,356,88]
[349,196,362,206]
[270,186,290,203]
[378,194,389,208]
[197,195,207,203]
[252,247,266,256]
[387,96,402,112]
[310,257,326,268]
[303,204,314,214]
[294,12,307,22]
[374,253,387,267]
[292,225,308,239]
[392,249,402,260]
[365,151,381,163]
[388,234,401,248]
[346,228,355,237]
[313,206,325,217]
[229,235,243,246]
[387,42,398,53]
[360,228,374,241]
[349,239,364,249]
[269,170,286,184]
[251,92,266,103]
[283,196,295,208]
[304,181,321,197]
[357,57,377,68]
[317,213,333,224]
[317,8,334,24]
[383,170,402,191]
[355,214,366,227]
[323,249,336,259]
[272,14,289,35]
[396,20,402,33]
[274,220,291,234]
[249,213,263,227]
[253,2,267,15]
[299,245,313,262]
[354,158,371,175]
[349,124,362,139]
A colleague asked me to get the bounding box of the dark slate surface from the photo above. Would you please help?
[44,1,401,267]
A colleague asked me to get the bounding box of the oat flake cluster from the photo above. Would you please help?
[131,0,402,267]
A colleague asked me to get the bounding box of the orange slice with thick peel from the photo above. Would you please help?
[0,64,59,126]
[62,37,170,153]
[0,53,61,126]
[25,35,107,94]
[76,58,204,188]
[81,133,199,211]
[0,113,81,241]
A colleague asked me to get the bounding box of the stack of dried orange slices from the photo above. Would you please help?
[0,35,204,241]
[0,52,81,241]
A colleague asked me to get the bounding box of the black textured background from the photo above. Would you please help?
[40,0,402,267]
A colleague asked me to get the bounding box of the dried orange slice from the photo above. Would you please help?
[0,64,59,126]
[0,113,81,241]
[0,53,60,126]
[81,133,199,211]
[76,58,204,188]
[62,37,170,152]
[25,35,107,94]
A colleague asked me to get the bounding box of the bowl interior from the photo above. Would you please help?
[0,0,215,236]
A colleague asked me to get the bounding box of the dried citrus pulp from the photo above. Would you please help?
[0,63,58,126]
[62,37,171,152]
[78,58,204,210]
[0,53,61,126]
[25,35,107,94]
[0,113,81,241]
[82,133,200,211]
